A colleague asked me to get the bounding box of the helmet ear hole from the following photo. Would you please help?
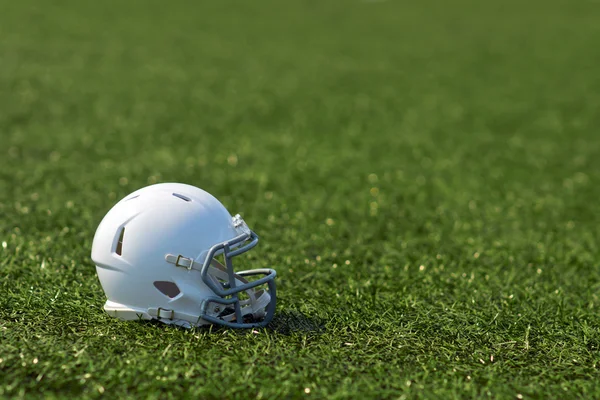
[153,281,181,298]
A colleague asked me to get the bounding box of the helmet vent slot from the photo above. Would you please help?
[125,195,140,201]
[153,281,181,298]
[115,227,125,256]
[172,193,191,202]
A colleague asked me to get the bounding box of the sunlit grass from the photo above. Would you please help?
[1,0,600,398]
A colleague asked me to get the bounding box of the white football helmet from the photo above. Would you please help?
[91,183,276,328]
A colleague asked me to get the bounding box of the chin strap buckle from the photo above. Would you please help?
[153,307,175,320]
[165,254,194,270]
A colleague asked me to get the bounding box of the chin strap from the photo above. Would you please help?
[148,290,270,327]
[147,307,201,325]
[159,255,271,325]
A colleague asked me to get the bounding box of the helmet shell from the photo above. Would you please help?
[91,183,244,326]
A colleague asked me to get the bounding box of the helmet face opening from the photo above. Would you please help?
[198,228,277,328]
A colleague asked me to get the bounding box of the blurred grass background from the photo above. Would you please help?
[1,0,600,398]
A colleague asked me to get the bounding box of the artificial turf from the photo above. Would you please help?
[1,0,600,398]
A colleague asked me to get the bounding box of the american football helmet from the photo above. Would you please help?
[91,183,276,328]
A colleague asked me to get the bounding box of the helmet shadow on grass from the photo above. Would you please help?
[266,310,325,335]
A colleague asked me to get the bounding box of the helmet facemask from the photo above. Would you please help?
[165,215,276,328]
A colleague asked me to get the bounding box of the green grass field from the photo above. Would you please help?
[2,0,600,398]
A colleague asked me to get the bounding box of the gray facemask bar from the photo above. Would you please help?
[199,230,277,328]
